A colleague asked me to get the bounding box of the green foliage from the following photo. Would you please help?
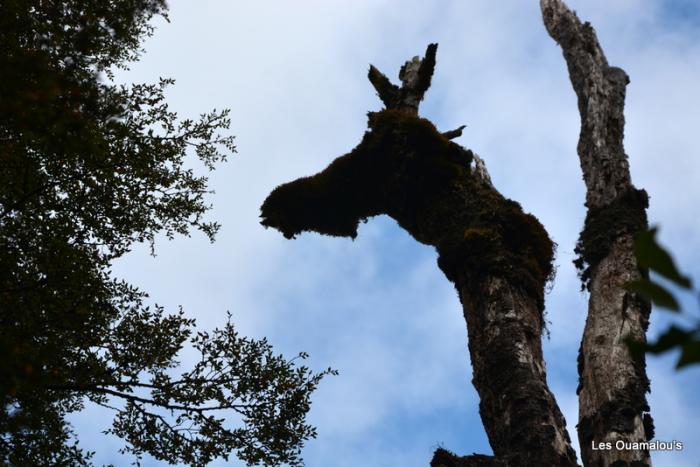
[1,1,332,465]
[625,228,700,369]
[633,228,692,288]
[625,279,680,311]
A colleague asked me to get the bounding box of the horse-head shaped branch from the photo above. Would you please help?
[260,44,553,308]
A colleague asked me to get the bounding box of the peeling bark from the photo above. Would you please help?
[540,1,653,465]
[261,45,577,466]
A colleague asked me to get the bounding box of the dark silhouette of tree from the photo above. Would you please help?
[262,44,577,467]
[0,1,332,465]
[261,2,666,465]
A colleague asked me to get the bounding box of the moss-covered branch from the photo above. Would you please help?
[261,45,577,466]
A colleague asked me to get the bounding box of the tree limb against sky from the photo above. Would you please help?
[541,1,653,465]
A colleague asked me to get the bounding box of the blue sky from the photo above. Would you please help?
[69,1,700,465]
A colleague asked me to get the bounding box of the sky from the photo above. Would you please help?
[69,1,700,466]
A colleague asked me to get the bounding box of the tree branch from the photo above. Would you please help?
[441,125,466,140]
[367,43,438,115]
[541,2,653,466]
[540,0,631,207]
[368,65,400,109]
[401,42,438,95]
[51,383,257,413]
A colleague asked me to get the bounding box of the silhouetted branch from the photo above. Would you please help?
[367,43,438,115]
[368,65,400,109]
[441,125,466,140]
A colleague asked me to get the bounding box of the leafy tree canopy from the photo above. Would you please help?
[0,1,333,465]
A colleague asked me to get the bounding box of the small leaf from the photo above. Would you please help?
[625,279,680,312]
[677,340,700,368]
[624,336,645,359]
[634,228,692,288]
[646,326,692,354]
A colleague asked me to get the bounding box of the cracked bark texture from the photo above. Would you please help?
[261,44,577,467]
[540,1,653,466]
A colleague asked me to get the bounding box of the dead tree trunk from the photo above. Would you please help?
[540,1,654,466]
[261,44,578,467]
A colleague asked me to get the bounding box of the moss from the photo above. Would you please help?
[261,109,472,239]
[578,381,654,458]
[261,108,554,312]
[574,188,648,289]
[437,227,500,287]
[430,447,506,467]
[434,181,554,311]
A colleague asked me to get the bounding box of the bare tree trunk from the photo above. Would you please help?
[261,45,578,467]
[540,1,654,465]
[449,276,575,467]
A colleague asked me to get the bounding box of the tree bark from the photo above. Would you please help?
[261,45,578,466]
[540,1,653,465]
